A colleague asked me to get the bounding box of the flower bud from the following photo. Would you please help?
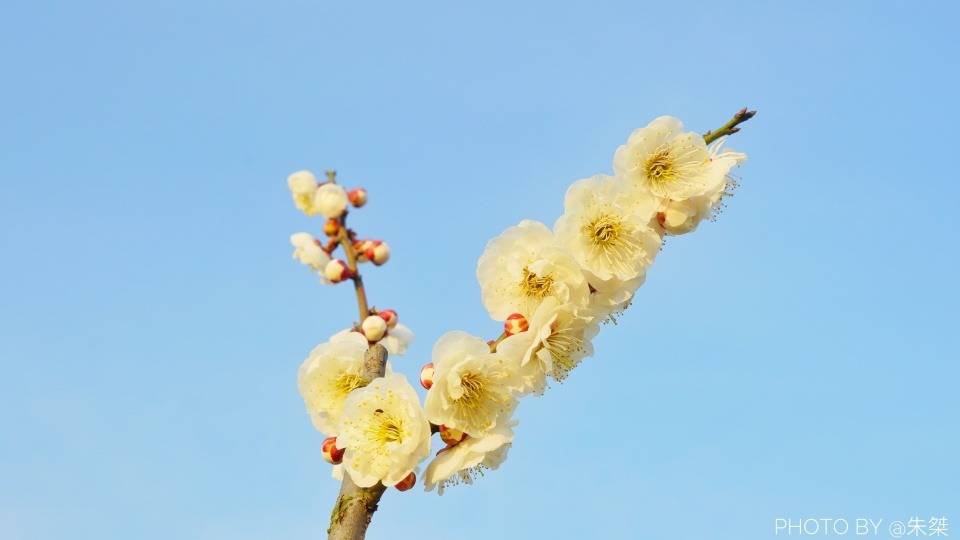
[377,309,398,329]
[504,313,529,335]
[321,436,345,465]
[394,471,416,492]
[324,259,352,283]
[315,183,348,219]
[439,425,466,446]
[323,218,341,237]
[366,241,390,266]
[347,187,368,208]
[361,315,388,342]
[419,362,434,390]
[353,240,373,262]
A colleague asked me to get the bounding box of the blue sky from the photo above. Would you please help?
[1,1,957,539]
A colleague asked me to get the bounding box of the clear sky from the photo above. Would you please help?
[1,1,957,539]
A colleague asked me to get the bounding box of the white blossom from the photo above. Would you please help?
[297,332,370,436]
[315,183,348,219]
[553,174,661,285]
[287,170,320,216]
[655,139,746,235]
[613,116,744,203]
[424,331,521,437]
[290,232,331,272]
[338,373,432,488]
[497,297,598,393]
[477,220,590,321]
[424,421,514,494]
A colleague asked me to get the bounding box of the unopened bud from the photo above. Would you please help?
[439,425,466,446]
[321,437,345,465]
[353,239,374,263]
[394,471,416,492]
[377,309,398,329]
[347,187,368,208]
[367,241,390,266]
[324,259,351,283]
[323,218,341,237]
[361,315,388,342]
[419,362,434,390]
[315,183,348,219]
[504,313,529,335]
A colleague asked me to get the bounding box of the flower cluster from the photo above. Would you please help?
[288,113,750,498]
[418,115,747,492]
[288,170,427,490]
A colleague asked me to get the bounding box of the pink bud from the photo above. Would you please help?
[347,187,368,208]
[353,240,374,262]
[322,437,345,465]
[361,315,387,341]
[419,363,434,390]
[324,259,351,283]
[377,309,398,329]
[504,313,529,335]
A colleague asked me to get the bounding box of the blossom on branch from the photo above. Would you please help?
[477,220,590,321]
[287,170,320,216]
[553,174,661,284]
[424,421,515,495]
[289,232,331,274]
[296,332,371,436]
[497,297,598,394]
[424,331,521,437]
[338,373,432,488]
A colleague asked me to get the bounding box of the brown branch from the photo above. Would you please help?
[703,107,756,145]
[327,344,389,540]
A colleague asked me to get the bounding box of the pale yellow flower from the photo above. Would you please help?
[477,220,589,321]
[338,373,432,488]
[424,331,521,437]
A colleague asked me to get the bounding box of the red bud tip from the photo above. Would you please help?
[419,362,435,390]
[323,218,341,237]
[321,437,345,465]
[347,188,368,208]
[394,471,416,492]
[504,313,529,335]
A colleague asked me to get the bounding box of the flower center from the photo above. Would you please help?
[335,372,366,397]
[584,214,622,247]
[519,266,554,299]
[369,410,404,444]
[644,146,677,187]
[457,372,486,407]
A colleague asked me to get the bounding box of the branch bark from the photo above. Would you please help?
[327,343,389,540]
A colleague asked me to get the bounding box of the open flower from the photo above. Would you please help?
[554,174,661,285]
[287,170,320,216]
[424,331,521,437]
[498,297,598,393]
[290,232,331,272]
[424,421,514,494]
[655,139,746,235]
[477,220,589,321]
[338,373,432,488]
[296,332,370,436]
[613,116,744,203]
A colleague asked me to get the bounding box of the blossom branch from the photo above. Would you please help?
[702,107,756,145]
[327,344,388,540]
[325,169,370,322]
